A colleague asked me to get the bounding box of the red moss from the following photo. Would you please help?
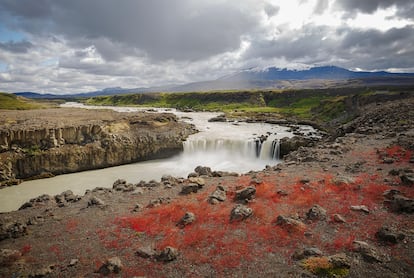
[65,218,79,233]
[380,145,412,163]
[21,244,32,255]
[49,245,61,259]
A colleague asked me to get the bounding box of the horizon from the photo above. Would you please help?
[1,0,414,94]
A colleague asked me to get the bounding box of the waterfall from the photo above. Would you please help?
[183,137,280,161]
[258,138,280,160]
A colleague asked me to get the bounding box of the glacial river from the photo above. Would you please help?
[0,103,317,212]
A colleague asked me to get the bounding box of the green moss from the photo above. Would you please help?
[301,257,349,277]
[24,145,42,156]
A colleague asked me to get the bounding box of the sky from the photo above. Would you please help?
[0,0,413,94]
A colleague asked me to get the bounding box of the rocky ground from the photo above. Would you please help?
[0,98,414,277]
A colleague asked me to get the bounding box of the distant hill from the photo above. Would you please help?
[0,92,45,109]
[14,66,414,98]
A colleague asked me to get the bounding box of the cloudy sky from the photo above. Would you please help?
[0,0,413,94]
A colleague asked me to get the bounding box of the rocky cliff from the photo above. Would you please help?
[0,108,196,187]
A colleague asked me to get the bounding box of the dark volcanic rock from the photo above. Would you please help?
[401,174,414,186]
[375,226,405,244]
[274,215,305,231]
[156,247,179,262]
[209,185,227,203]
[87,196,105,207]
[136,246,157,259]
[0,221,28,241]
[292,247,323,260]
[388,194,414,213]
[98,257,122,275]
[194,166,212,177]
[279,136,313,157]
[353,240,384,263]
[180,184,199,195]
[230,204,253,222]
[306,204,327,221]
[234,186,256,202]
[177,212,196,228]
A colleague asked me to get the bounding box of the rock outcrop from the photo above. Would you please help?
[0,109,196,187]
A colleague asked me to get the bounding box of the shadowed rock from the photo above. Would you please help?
[375,226,405,244]
[230,204,253,222]
[177,212,196,228]
[98,257,122,275]
[156,247,179,262]
[209,185,227,204]
[306,205,327,221]
[234,186,256,202]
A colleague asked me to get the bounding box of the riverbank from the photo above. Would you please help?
[0,96,413,277]
[0,108,196,187]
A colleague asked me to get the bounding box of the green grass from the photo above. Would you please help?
[85,87,382,123]
[0,92,45,110]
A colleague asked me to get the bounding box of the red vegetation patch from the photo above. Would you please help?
[103,171,413,275]
[379,145,412,163]
[21,244,32,255]
[65,218,79,233]
[49,244,62,259]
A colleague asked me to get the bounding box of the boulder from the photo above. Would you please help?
[350,205,370,214]
[155,247,179,262]
[234,186,256,202]
[333,214,347,223]
[230,204,253,222]
[188,177,205,188]
[194,166,212,177]
[375,226,405,244]
[400,174,414,186]
[279,136,313,157]
[177,212,196,228]
[209,185,227,203]
[0,222,28,240]
[306,205,327,221]
[353,240,384,263]
[87,196,105,207]
[98,257,122,275]
[332,175,355,186]
[292,247,323,260]
[274,215,306,231]
[180,184,199,195]
[388,194,414,213]
[136,246,157,259]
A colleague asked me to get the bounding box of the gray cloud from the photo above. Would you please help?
[314,0,330,15]
[0,1,413,94]
[244,24,414,71]
[264,4,280,17]
[0,0,260,61]
[0,40,33,53]
[335,0,414,16]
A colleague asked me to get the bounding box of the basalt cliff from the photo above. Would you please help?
[0,108,196,187]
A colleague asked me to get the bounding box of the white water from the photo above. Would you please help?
[0,103,317,212]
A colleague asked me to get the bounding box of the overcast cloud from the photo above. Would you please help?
[0,0,413,93]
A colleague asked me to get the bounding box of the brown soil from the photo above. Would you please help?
[1,98,413,277]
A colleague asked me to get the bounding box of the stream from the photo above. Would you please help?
[0,103,318,212]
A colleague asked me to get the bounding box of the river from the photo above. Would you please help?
[0,103,317,212]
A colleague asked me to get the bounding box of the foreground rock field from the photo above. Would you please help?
[0,97,413,277]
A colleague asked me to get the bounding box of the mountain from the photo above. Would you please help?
[14,66,414,98]
[223,66,413,81]
[167,66,414,92]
